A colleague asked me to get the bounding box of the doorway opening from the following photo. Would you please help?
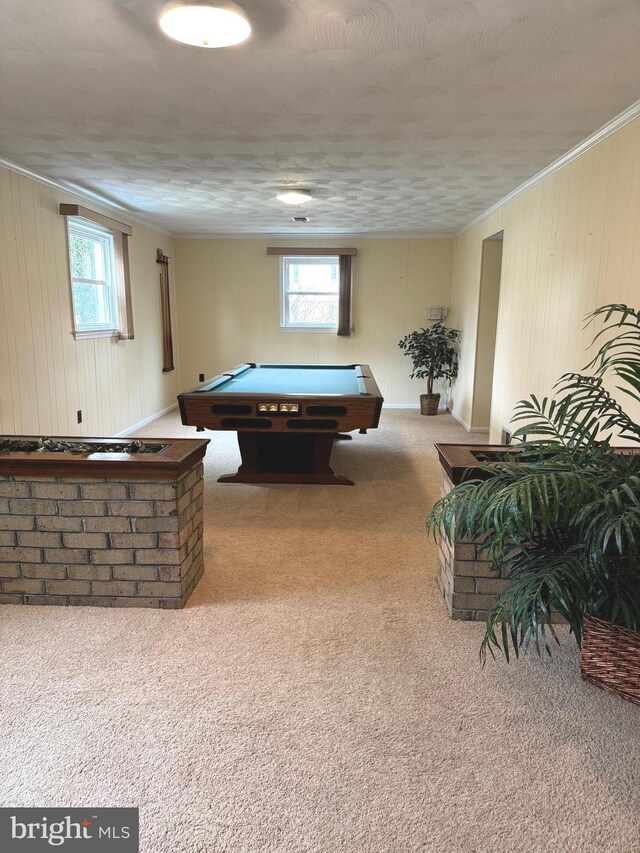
[471,231,503,430]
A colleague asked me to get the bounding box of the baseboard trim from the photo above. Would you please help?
[450,410,490,433]
[116,402,179,436]
[383,403,451,411]
[383,404,420,409]
[118,401,477,433]
[450,410,471,431]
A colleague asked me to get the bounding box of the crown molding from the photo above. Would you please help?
[171,230,456,240]
[8,97,639,243]
[0,157,456,240]
[0,157,173,237]
[458,99,640,236]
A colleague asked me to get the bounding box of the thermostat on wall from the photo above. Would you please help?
[428,306,448,320]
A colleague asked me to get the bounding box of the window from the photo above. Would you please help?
[61,203,134,341]
[281,255,339,329]
[68,219,118,334]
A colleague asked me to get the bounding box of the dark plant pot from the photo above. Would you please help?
[580,614,640,706]
[420,393,440,416]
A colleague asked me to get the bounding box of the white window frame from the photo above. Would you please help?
[67,218,120,339]
[61,203,135,342]
[280,255,340,331]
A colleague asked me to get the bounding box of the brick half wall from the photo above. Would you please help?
[436,471,509,621]
[0,461,204,608]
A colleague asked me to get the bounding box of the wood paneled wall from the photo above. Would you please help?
[10,111,640,440]
[0,167,180,436]
[173,237,454,406]
[452,117,640,441]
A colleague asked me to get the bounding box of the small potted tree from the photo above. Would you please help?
[398,322,461,415]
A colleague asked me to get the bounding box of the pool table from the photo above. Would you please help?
[178,363,384,485]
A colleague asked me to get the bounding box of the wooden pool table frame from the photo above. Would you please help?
[178,363,384,485]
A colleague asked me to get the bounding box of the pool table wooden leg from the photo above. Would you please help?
[312,434,354,485]
[217,432,354,485]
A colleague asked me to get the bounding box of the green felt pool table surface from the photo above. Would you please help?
[199,363,370,397]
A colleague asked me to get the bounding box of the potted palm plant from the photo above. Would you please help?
[398,322,461,415]
[427,304,640,704]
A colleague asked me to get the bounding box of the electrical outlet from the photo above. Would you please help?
[77,410,83,424]
[199,373,205,382]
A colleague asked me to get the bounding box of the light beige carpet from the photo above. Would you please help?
[1,410,638,852]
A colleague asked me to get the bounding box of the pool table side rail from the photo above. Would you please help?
[355,365,383,400]
[190,364,380,396]
[178,364,383,434]
[198,363,255,392]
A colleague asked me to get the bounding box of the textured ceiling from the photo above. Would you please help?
[1,0,640,236]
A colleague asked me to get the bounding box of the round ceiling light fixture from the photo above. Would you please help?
[159,1,251,48]
[276,189,313,205]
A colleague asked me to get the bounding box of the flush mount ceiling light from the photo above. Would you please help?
[159,1,251,48]
[276,189,313,205]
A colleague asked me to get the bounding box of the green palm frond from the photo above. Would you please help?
[427,302,640,662]
[584,304,640,403]
[428,461,601,544]
[480,545,587,663]
[511,375,639,445]
[554,374,640,441]
[583,553,640,631]
[576,475,640,555]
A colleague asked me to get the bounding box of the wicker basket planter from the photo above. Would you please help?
[420,393,440,416]
[580,614,640,706]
